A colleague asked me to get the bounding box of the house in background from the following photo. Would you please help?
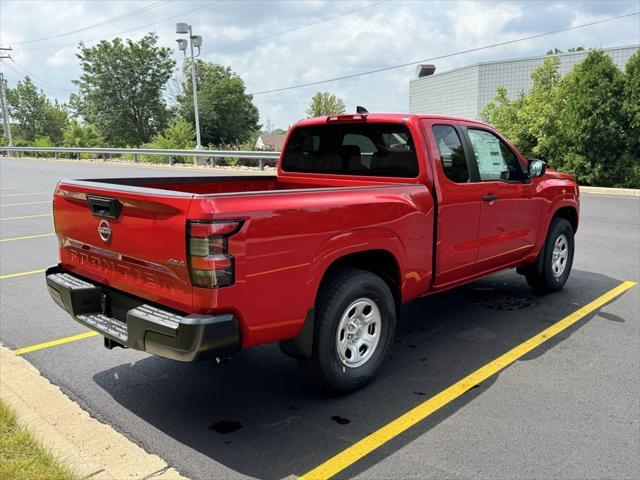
[255,133,286,152]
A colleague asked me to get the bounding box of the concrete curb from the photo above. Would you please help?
[580,186,640,196]
[0,345,188,479]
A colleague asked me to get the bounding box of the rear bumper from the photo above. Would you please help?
[45,265,240,361]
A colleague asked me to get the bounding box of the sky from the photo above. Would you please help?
[0,0,639,130]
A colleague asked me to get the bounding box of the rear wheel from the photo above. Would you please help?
[526,218,574,293]
[300,268,396,393]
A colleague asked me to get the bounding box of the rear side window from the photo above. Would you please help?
[282,123,419,178]
[432,125,469,183]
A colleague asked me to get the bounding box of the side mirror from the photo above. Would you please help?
[528,158,547,178]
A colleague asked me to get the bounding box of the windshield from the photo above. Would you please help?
[282,123,419,178]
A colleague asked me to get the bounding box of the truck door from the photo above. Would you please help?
[422,120,485,287]
[462,126,541,269]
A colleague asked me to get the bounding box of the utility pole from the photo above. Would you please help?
[0,47,13,146]
[176,23,203,150]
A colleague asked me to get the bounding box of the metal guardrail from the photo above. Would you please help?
[0,146,281,169]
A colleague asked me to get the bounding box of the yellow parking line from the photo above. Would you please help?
[299,280,637,480]
[0,192,46,197]
[0,268,46,280]
[0,233,55,243]
[0,200,50,207]
[0,213,52,221]
[14,331,100,356]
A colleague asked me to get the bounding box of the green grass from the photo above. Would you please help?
[0,399,77,480]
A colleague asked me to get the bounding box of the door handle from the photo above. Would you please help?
[483,194,498,202]
[87,195,122,218]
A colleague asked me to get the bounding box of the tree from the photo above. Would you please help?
[546,47,584,55]
[71,33,175,146]
[306,91,346,117]
[621,51,640,187]
[177,61,259,146]
[622,51,640,154]
[481,86,525,146]
[556,50,626,186]
[5,77,68,144]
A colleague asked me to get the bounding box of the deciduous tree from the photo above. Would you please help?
[620,51,640,187]
[556,50,626,186]
[5,77,68,144]
[177,61,259,146]
[306,91,346,117]
[71,33,174,146]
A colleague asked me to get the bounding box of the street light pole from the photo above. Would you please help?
[176,23,203,150]
[187,25,202,150]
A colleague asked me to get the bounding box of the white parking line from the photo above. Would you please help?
[0,200,51,207]
[0,214,52,221]
[0,192,47,197]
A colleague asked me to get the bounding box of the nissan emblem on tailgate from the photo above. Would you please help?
[98,219,112,242]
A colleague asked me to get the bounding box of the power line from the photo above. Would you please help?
[212,1,387,53]
[19,1,222,51]
[250,11,640,95]
[3,60,75,93]
[13,0,173,45]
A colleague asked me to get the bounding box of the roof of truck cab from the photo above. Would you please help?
[296,113,491,128]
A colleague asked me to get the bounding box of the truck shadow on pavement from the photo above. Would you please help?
[93,269,626,480]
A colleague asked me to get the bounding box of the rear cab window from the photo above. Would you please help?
[282,123,419,178]
[432,125,470,183]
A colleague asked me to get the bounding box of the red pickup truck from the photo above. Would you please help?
[46,112,579,392]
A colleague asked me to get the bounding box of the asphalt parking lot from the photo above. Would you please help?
[1,157,639,480]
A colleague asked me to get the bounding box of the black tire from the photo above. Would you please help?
[300,268,396,393]
[526,217,574,293]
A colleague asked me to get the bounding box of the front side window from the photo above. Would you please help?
[432,125,470,183]
[282,123,419,178]
[467,129,525,182]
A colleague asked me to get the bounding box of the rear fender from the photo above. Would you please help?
[307,227,408,301]
[280,228,407,359]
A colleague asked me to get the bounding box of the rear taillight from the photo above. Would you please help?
[187,220,243,288]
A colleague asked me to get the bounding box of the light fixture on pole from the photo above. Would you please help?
[176,23,202,150]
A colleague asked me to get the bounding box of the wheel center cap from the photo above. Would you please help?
[347,319,363,343]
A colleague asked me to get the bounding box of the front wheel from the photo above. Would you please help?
[300,268,396,393]
[526,217,574,293]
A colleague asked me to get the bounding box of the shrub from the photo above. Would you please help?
[140,118,195,163]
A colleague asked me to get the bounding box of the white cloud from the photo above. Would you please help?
[446,1,523,47]
[46,47,76,67]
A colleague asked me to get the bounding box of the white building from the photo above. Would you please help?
[409,45,639,119]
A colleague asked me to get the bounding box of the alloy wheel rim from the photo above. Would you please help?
[335,298,381,368]
[551,234,569,277]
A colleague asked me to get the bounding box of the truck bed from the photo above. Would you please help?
[69,175,396,196]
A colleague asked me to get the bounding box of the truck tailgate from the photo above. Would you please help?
[53,181,194,312]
